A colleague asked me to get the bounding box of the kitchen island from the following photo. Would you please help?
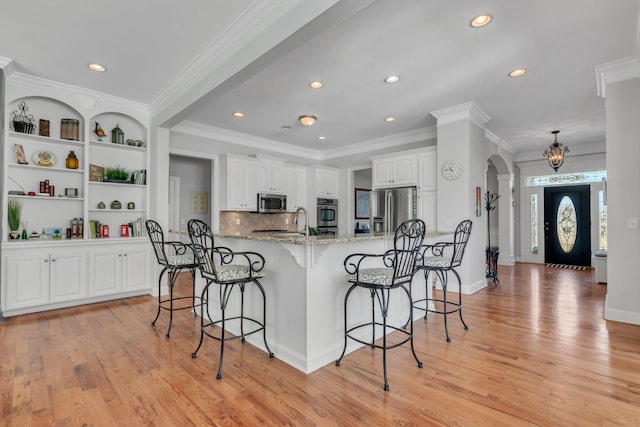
[212,231,449,374]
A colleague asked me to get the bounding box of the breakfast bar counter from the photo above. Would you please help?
[213,232,449,374]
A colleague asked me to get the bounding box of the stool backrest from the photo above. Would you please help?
[392,219,426,285]
[187,219,218,279]
[450,219,473,268]
[146,219,169,266]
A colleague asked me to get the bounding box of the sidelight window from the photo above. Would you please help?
[530,194,538,254]
[599,190,608,251]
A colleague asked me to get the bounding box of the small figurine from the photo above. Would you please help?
[94,122,106,140]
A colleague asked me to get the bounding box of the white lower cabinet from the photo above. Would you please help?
[90,245,150,296]
[2,241,151,316]
[4,248,88,311]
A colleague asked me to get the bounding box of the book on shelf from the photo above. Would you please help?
[131,169,147,185]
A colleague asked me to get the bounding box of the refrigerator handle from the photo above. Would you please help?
[387,190,393,233]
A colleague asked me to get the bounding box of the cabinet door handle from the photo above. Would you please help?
[44,259,49,263]
[51,259,56,262]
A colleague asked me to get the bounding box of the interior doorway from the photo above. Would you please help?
[168,154,213,238]
[544,185,591,266]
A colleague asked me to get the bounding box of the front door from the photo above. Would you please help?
[544,185,591,266]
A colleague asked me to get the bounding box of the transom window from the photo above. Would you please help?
[526,170,606,187]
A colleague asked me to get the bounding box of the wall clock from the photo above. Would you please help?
[441,160,462,180]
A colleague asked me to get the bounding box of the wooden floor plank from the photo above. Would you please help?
[1,263,640,426]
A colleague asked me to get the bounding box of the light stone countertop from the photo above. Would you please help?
[216,231,452,246]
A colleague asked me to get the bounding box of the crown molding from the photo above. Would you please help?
[595,56,640,97]
[321,126,436,160]
[173,121,437,162]
[431,101,491,128]
[0,56,16,78]
[172,121,323,160]
[150,2,277,114]
[485,129,514,153]
[6,72,148,114]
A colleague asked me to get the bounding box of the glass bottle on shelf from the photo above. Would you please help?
[65,150,79,169]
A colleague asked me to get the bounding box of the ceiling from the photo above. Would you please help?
[2,0,639,163]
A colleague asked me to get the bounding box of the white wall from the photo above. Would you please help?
[604,76,640,324]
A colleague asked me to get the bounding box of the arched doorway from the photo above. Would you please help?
[486,154,515,266]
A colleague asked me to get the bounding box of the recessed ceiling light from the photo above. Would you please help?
[384,75,400,84]
[299,115,317,126]
[309,81,323,89]
[470,14,492,28]
[318,136,326,140]
[232,111,244,118]
[508,68,527,77]
[88,63,106,72]
[385,116,396,123]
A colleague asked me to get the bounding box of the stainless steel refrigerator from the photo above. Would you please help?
[369,186,417,233]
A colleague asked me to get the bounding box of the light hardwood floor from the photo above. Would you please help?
[1,263,639,426]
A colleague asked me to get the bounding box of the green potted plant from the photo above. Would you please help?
[7,199,22,239]
[104,165,131,183]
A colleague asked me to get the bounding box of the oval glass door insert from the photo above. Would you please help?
[557,196,577,253]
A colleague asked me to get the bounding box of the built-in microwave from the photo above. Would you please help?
[257,193,287,213]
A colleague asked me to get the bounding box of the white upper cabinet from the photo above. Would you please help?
[221,155,257,211]
[418,150,437,192]
[284,166,307,211]
[372,154,417,188]
[315,167,339,197]
[256,160,285,194]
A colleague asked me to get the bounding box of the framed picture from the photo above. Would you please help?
[89,164,105,182]
[13,144,27,164]
[355,188,370,219]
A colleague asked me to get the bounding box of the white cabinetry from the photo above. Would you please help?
[372,154,417,188]
[418,150,437,192]
[1,82,153,317]
[315,167,339,197]
[417,191,437,232]
[371,147,437,229]
[284,166,307,210]
[4,246,88,312]
[90,244,150,297]
[256,161,285,194]
[221,155,257,211]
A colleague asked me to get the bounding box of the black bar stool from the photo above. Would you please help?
[336,219,425,391]
[146,219,201,338]
[412,219,473,342]
[187,219,274,380]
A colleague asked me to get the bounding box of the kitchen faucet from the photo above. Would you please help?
[294,207,310,237]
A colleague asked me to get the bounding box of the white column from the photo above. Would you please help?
[497,173,515,265]
[431,101,490,294]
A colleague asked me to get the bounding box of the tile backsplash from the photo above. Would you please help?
[220,211,298,235]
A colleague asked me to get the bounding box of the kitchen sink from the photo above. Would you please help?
[253,230,305,238]
[268,232,305,238]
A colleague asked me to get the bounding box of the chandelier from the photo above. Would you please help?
[543,130,569,172]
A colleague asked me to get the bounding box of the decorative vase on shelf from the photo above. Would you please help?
[65,150,79,169]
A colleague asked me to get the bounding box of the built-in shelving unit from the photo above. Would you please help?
[2,83,153,317]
